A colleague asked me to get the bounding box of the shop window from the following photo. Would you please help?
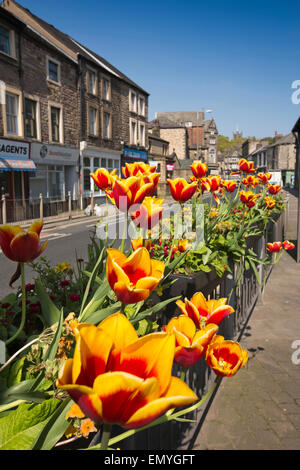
[24,98,37,139]
[6,92,19,135]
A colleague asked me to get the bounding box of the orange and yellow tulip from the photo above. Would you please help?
[264,196,276,210]
[239,190,260,208]
[130,237,151,251]
[167,178,197,203]
[268,184,281,195]
[0,221,48,263]
[129,197,164,230]
[111,176,154,211]
[90,168,118,191]
[57,313,197,429]
[238,159,256,174]
[221,180,237,193]
[106,247,164,304]
[206,175,221,192]
[190,161,208,179]
[163,315,218,368]
[267,242,282,252]
[242,175,256,187]
[141,172,160,196]
[122,162,156,178]
[282,240,295,251]
[176,292,234,328]
[257,172,272,184]
[176,239,191,253]
[206,336,248,377]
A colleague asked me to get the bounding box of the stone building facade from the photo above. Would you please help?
[1,0,149,209]
[0,4,80,223]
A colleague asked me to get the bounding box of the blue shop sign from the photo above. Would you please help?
[123,147,148,160]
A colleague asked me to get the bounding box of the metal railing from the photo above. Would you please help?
[0,193,93,224]
[105,210,287,450]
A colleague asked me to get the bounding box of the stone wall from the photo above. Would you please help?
[160,127,187,160]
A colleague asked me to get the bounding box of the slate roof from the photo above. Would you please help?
[3,0,149,95]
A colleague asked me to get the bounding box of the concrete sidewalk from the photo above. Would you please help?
[193,192,300,450]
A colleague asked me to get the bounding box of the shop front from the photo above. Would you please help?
[80,144,121,201]
[0,138,36,222]
[30,143,79,202]
[121,146,148,167]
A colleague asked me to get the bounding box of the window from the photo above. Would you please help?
[50,106,61,142]
[139,122,145,147]
[89,107,97,135]
[6,92,19,135]
[0,25,10,55]
[103,112,111,139]
[130,119,137,145]
[24,98,37,138]
[83,155,120,194]
[47,57,60,83]
[129,90,137,112]
[87,69,97,95]
[102,78,110,101]
[138,95,145,116]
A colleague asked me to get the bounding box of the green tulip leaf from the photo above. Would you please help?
[0,398,60,450]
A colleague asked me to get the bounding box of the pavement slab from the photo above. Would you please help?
[193,193,300,450]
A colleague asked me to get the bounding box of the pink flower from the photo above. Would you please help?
[69,293,80,302]
[60,280,70,287]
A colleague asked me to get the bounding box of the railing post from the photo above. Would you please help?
[68,191,72,220]
[80,193,83,211]
[90,191,94,216]
[39,193,43,221]
[1,194,6,224]
[256,234,265,305]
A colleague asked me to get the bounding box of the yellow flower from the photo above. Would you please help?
[55,262,72,273]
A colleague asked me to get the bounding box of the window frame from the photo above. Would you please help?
[102,110,112,140]
[3,86,23,138]
[24,94,41,141]
[138,95,145,117]
[0,23,16,58]
[138,121,145,147]
[86,67,97,95]
[129,89,137,113]
[101,74,111,102]
[87,104,99,137]
[129,117,137,145]
[46,56,61,85]
[48,102,64,144]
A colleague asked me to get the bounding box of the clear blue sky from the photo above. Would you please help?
[13,0,300,138]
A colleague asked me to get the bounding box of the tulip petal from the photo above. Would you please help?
[207,305,234,325]
[72,324,113,387]
[28,221,44,236]
[125,376,197,429]
[10,231,40,262]
[0,225,24,260]
[93,371,145,424]
[119,332,175,395]
[113,281,150,304]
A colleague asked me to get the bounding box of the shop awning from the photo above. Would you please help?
[0,158,37,171]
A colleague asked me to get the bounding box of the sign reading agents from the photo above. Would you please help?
[0,139,30,160]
